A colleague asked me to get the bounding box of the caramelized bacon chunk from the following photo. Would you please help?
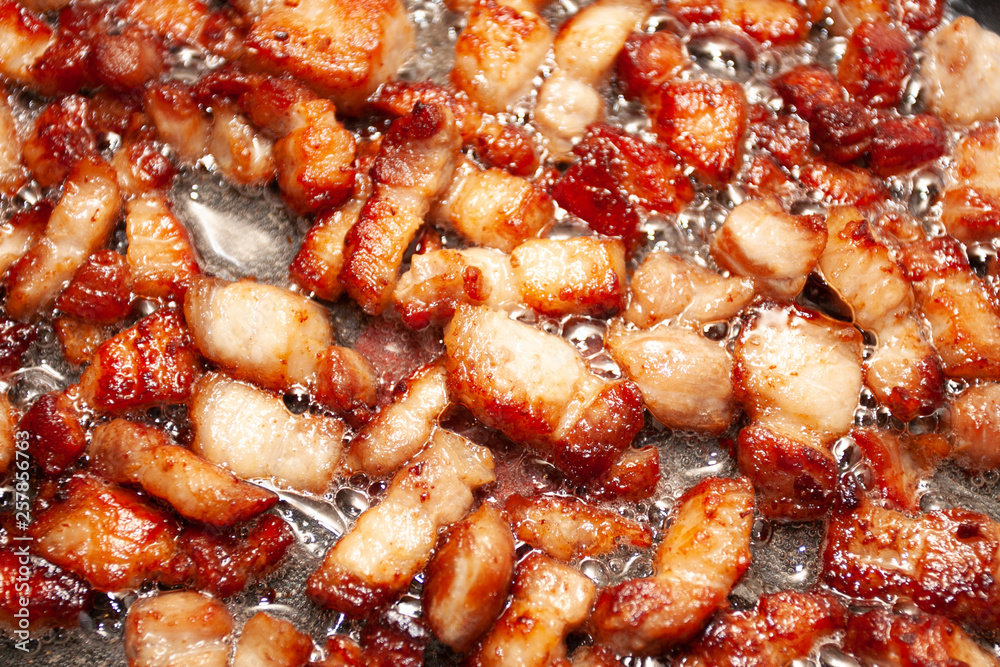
[111,140,177,198]
[617,31,687,102]
[445,304,644,482]
[587,445,661,502]
[78,308,200,413]
[591,477,754,654]
[125,194,200,300]
[207,100,275,188]
[190,372,346,494]
[0,549,92,631]
[307,429,495,617]
[144,83,211,164]
[55,250,133,324]
[864,315,945,422]
[0,0,53,85]
[19,389,86,475]
[837,20,914,108]
[852,427,946,512]
[90,418,276,528]
[21,95,98,188]
[671,0,808,45]
[124,590,233,667]
[233,612,314,667]
[469,553,596,667]
[423,504,516,653]
[941,124,1000,244]
[924,17,1000,125]
[0,202,48,279]
[843,609,1000,667]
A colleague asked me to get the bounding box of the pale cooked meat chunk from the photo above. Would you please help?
[945,383,1000,472]
[624,252,754,329]
[901,237,1000,382]
[711,198,827,300]
[393,248,518,329]
[444,304,644,482]
[144,83,211,164]
[818,207,913,330]
[124,591,233,667]
[591,477,754,655]
[0,88,24,195]
[345,363,449,476]
[822,492,1000,631]
[0,392,13,475]
[6,157,122,320]
[120,0,214,46]
[125,194,200,300]
[232,612,314,667]
[55,316,110,366]
[843,609,1000,667]
[340,103,462,315]
[0,202,47,279]
[677,591,846,667]
[89,418,276,528]
[434,158,553,253]
[607,322,736,434]
[207,100,275,187]
[423,504,516,654]
[0,0,53,86]
[452,0,552,114]
[243,0,414,114]
[534,74,605,158]
[505,493,652,560]
[311,344,378,415]
[190,372,346,494]
[806,0,894,34]
[923,17,1000,125]
[30,473,181,591]
[306,429,495,617]
[78,308,201,414]
[511,237,628,318]
[864,314,944,422]
[184,276,334,393]
[469,553,596,667]
[940,124,1000,243]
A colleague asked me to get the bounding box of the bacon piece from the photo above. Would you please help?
[55,250,133,324]
[445,304,644,482]
[711,198,826,300]
[312,345,377,417]
[91,27,166,92]
[569,646,620,667]
[233,612,314,667]
[773,65,841,122]
[54,316,110,365]
[617,31,687,102]
[144,83,211,164]
[30,473,181,591]
[307,429,494,617]
[587,445,661,502]
[0,88,24,195]
[898,0,944,32]
[78,308,200,414]
[923,17,1000,125]
[19,390,86,475]
[870,114,947,177]
[346,363,449,475]
[624,252,754,329]
[0,548,92,632]
[677,591,846,667]
[316,636,364,667]
[0,0,53,86]
[207,100,275,187]
[6,157,121,321]
[340,103,462,315]
[0,393,14,475]
[0,315,36,374]
[591,477,754,654]
[945,383,1000,473]
[797,161,888,207]
[843,609,1000,667]
[120,0,214,46]
[838,20,914,108]
[854,427,948,514]
[864,315,944,422]
[111,140,176,198]
[30,31,97,97]
[124,590,233,667]
[469,553,596,667]
[190,372,345,494]
[822,490,1000,632]
[0,202,48,279]
[423,504,516,653]
[805,0,892,34]
[506,492,652,560]
[22,95,97,188]
[941,124,1000,244]
[671,0,808,44]
[90,418,276,528]
[125,194,200,300]
[452,0,552,113]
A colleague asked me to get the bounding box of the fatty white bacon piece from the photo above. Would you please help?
[451,0,553,114]
[5,157,122,320]
[306,429,495,617]
[190,372,346,494]
[535,0,652,156]
[505,492,652,560]
[469,553,596,667]
[0,0,53,86]
[901,237,1000,382]
[843,609,1000,667]
[433,157,554,253]
[733,303,862,519]
[144,83,211,164]
[207,100,275,187]
[29,473,181,591]
[607,322,736,435]
[124,591,234,667]
[0,202,47,279]
[924,17,1000,125]
[445,304,644,483]
[184,276,332,392]
[940,124,1000,244]
[945,383,1000,473]
[864,315,944,423]
[711,198,827,300]
[0,88,24,196]
[822,490,1000,632]
[0,392,14,476]
[679,591,845,667]
[591,477,754,655]
[393,248,518,329]
[423,504,516,654]
[232,612,315,667]
[242,0,414,114]
[111,140,178,200]
[125,194,200,300]
[89,418,277,528]
[345,363,449,476]
[624,252,754,329]
[340,103,462,315]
